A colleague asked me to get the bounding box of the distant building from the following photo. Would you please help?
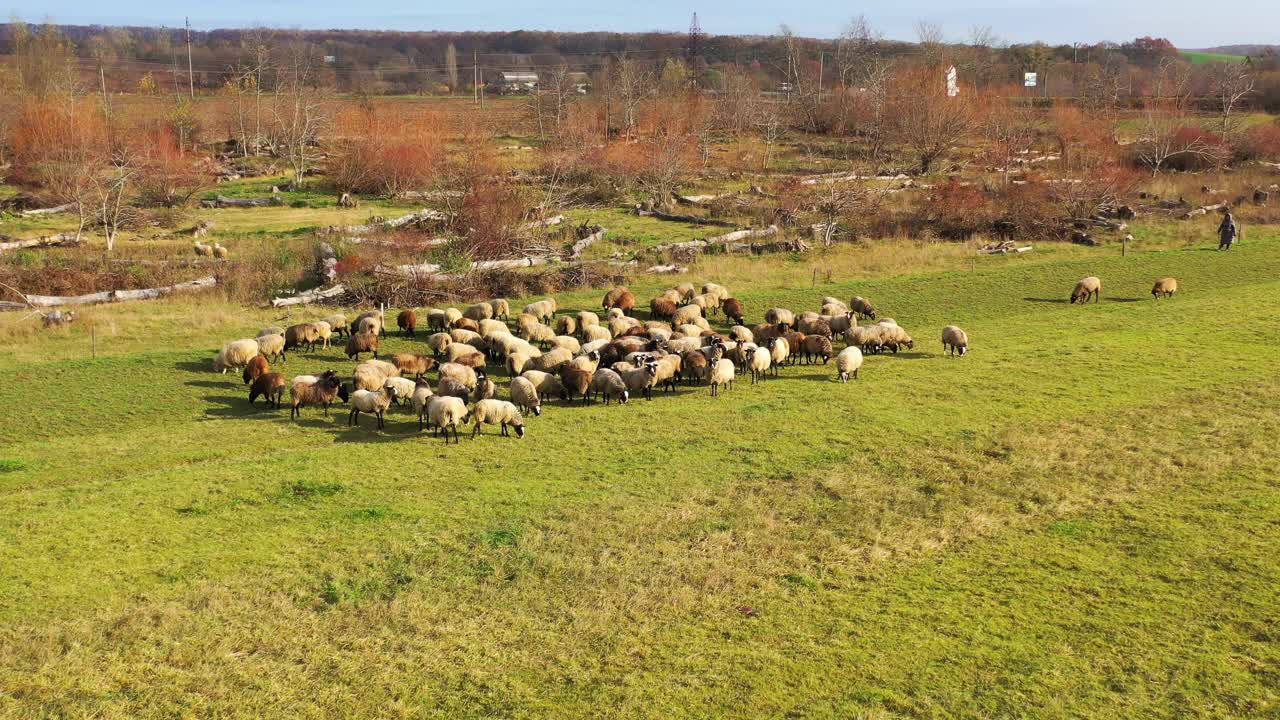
[492,71,539,94]
[323,55,337,65]
[566,72,591,94]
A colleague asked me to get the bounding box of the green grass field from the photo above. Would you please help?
[2,227,1280,717]
[1181,51,1248,65]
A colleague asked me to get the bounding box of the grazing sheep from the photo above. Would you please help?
[701,283,730,302]
[801,335,834,364]
[576,311,601,330]
[1152,277,1178,299]
[583,325,613,344]
[289,370,347,419]
[470,399,526,438]
[242,355,270,385]
[214,339,259,374]
[507,352,535,376]
[322,314,348,338]
[522,322,557,347]
[509,376,542,417]
[257,326,285,338]
[652,353,682,393]
[383,376,417,405]
[257,333,286,362]
[391,352,435,379]
[523,299,557,323]
[821,298,849,315]
[449,328,482,347]
[488,299,511,320]
[349,386,397,429]
[521,370,566,402]
[675,282,696,300]
[212,243,229,260]
[445,343,486,365]
[352,311,383,336]
[312,321,333,349]
[650,296,679,321]
[589,368,630,404]
[879,325,914,354]
[436,377,473,400]
[835,346,863,382]
[443,308,464,327]
[478,319,508,337]
[722,297,745,326]
[559,365,594,405]
[472,372,496,402]
[601,287,631,312]
[428,309,450,331]
[354,361,396,392]
[709,359,735,396]
[345,330,380,360]
[1071,276,1102,304]
[397,309,417,336]
[570,350,602,372]
[555,315,578,337]
[193,241,213,257]
[764,307,796,329]
[941,326,969,357]
[849,296,878,320]
[427,332,452,356]
[426,396,470,443]
[439,363,478,392]
[796,313,833,337]
[452,317,480,334]
[607,307,625,321]
[681,349,710,384]
[411,380,434,430]
[825,311,857,336]
[248,372,287,408]
[673,304,703,327]
[464,302,494,322]
[609,316,642,338]
[530,347,574,373]
[550,335,581,354]
[284,323,322,353]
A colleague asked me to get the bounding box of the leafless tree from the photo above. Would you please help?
[271,38,331,189]
[889,65,978,173]
[1207,62,1255,142]
[445,43,459,92]
[226,31,271,157]
[610,55,651,140]
[530,64,575,139]
[914,21,947,65]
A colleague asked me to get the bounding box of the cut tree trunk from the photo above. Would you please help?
[0,234,82,253]
[271,284,348,308]
[22,276,217,308]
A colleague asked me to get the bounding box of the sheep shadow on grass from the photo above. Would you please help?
[1107,297,1145,303]
[187,379,235,389]
[175,360,213,373]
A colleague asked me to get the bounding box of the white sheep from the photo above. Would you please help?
[835,346,863,382]
[768,337,789,375]
[426,395,470,443]
[709,359,735,396]
[618,362,659,401]
[509,376,542,417]
[464,302,494,322]
[411,380,434,429]
[764,307,795,329]
[470,399,526,438]
[214,338,259,374]
[941,326,969,357]
[477,319,507,337]
[439,363,478,391]
[257,333,286,362]
[748,345,771,384]
[520,370,565,402]
[348,386,397,429]
[589,368,629,404]
[672,304,703,327]
[582,325,612,344]
[384,376,418,405]
[550,335,581,353]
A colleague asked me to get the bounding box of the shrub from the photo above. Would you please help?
[327,108,444,196]
[1237,124,1280,161]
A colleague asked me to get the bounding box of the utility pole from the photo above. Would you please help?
[817,51,824,104]
[473,50,479,105]
[185,18,195,99]
[99,65,110,120]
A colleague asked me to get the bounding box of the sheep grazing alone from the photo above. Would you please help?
[248,372,287,408]
[1071,276,1102,304]
[559,365,594,405]
[722,298,745,326]
[509,376,542,417]
[214,338,259,374]
[849,296,878,320]
[391,352,435,379]
[1152,277,1178,299]
[397,309,417,336]
[242,355,270,385]
[589,368,630,404]
[709,359,735,396]
[941,326,969,357]
[345,330,380,360]
[426,395,470,443]
[470,399,526,438]
[257,333,286,363]
[289,370,347,419]
[835,346,863,382]
[348,386,397,430]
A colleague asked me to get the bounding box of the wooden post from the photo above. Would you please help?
[1122,235,1128,256]
[811,268,816,288]
[91,325,97,358]
[380,302,385,332]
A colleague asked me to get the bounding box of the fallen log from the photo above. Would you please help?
[200,195,285,209]
[647,264,688,274]
[23,275,218,308]
[271,284,348,308]
[521,214,565,231]
[317,209,451,236]
[569,227,606,259]
[19,202,76,217]
[1181,203,1227,219]
[635,208,737,227]
[0,234,82,253]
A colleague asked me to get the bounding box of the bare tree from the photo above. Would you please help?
[226,31,272,157]
[445,43,459,93]
[530,64,575,139]
[271,38,331,189]
[1207,62,1255,142]
[914,21,947,65]
[610,55,651,140]
[889,65,978,173]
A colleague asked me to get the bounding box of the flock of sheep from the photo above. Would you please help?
[210,272,1171,442]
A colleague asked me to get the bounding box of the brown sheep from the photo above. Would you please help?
[345,330,380,360]
[397,309,417,336]
[1152,277,1177,299]
[289,370,347,419]
[452,317,480,333]
[722,298,745,326]
[681,349,710,384]
[800,335,834,364]
[249,372,287,408]
[559,365,594,405]
[284,322,322,352]
[849,296,878,320]
[391,352,435,379]
[650,296,679,321]
[242,355,270,385]
[1071,276,1102,304]
[602,286,630,311]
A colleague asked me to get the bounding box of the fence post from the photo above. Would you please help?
[91,325,97,358]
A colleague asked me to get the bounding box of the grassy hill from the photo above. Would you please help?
[2,228,1279,717]
[1182,50,1248,64]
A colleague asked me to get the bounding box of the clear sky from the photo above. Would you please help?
[13,0,1277,48]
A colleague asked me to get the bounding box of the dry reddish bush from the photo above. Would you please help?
[1237,124,1280,161]
[134,125,212,207]
[9,99,108,192]
[327,108,444,196]
[446,134,531,260]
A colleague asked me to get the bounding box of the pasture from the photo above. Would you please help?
[2,228,1279,718]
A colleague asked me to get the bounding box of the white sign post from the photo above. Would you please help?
[946,66,959,97]
[1024,72,1038,87]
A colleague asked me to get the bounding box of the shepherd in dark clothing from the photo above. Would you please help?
[1218,210,1239,251]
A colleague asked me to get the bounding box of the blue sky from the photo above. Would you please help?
[14,0,1277,48]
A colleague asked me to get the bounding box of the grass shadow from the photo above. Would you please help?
[1108,297,1146,303]
[175,360,212,372]
[187,379,236,389]
[1022,297,1070,304]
